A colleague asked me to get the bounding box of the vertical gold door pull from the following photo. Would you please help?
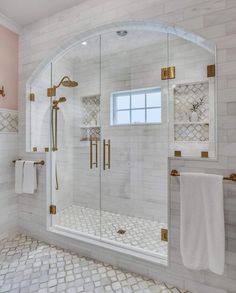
[90,140,98,169]
[103,139,111,170]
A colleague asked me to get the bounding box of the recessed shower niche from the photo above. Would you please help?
[26,22,216,265]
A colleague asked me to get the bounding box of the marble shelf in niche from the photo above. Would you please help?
[174,122,209,125]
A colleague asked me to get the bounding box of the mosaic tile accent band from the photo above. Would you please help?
[0,234,190,293]
[56,205,168,258]
[0,109,18,133]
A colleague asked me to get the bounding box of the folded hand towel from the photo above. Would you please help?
[15,160,25,194]
[23,161,37,194]
[180,172,225,275]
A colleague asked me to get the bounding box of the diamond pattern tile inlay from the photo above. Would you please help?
[0,110,18,132]
[0,234,191,293]
[174,123,209,142]
[82,96,100,126]
[174,82,209,123]
[81,96,100,141]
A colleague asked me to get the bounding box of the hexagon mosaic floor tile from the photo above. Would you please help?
[0,234,190,293]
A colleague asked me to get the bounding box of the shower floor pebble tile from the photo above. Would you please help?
[56,205,167,257]
[0,234,190,293]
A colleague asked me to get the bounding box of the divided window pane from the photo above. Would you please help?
[112,88,161,125]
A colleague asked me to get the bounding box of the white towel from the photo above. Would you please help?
[23,161,37,194]
[15,160,25,194]
[180,172,225,275]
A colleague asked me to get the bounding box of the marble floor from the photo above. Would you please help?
[0,234,190,293]
[56,205,168,258]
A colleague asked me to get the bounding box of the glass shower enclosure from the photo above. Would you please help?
[27,22,216,265]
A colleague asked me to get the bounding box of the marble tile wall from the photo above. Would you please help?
[18,1,236,293]
[0,109,18,240]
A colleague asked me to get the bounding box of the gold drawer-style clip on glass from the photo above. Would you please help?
[207,64,216,77]
[90,139,98,169]
[103,139,111,170]
[201,151,208,158]
[174,150,181,157]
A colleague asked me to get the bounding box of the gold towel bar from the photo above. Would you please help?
[170,169,236,182]
[13,159,45,166]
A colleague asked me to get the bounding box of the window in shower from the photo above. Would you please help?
[111,87,161,125]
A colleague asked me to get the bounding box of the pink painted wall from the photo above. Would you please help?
[0,24,18,110]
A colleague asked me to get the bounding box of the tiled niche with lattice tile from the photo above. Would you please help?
[80,95,100,141]
[174,81,209,142]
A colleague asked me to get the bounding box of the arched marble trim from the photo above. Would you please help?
[27,20,216,86]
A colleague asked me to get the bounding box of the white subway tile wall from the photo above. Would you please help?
[16,1,236,293]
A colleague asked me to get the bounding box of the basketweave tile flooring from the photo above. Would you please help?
[56,205,168,258]
[0,234,191,293]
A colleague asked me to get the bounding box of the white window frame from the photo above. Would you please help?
[110,87,162,126]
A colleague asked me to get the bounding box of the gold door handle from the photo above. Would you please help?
[90,139,98,169]
[103,139,111,170]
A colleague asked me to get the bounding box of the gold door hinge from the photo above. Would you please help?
[161,66,176,80]
[32,147,37,152]
[29,93,35,101]
[161,228,168,242]
[201,151,209,158]
[47,87,56,97]
[50,205,56,215]
[174,150,182,157]
[207,64,215,77]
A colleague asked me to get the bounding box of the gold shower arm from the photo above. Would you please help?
[54,76,71,89]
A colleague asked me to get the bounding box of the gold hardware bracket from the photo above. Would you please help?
[50,205,56,215]
[161,228,168,242]
[161,66,175,80]
[47,87,56,97]
[12,159,45,166]
[45,147,49,152]
[170,169,179,177]
[207,64,215,77]
[90,140,98,169]
[29,93,35,101]
[103,139,111,170]
[174,150,181,157]
[201,151,209,158]
[32,147,37,152]
[0,86,5,97]
[227,174,236,181]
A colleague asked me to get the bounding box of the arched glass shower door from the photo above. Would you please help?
[49,30,169,262]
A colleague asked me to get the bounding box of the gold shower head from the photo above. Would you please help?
[61,79,78,88]
[57,76,78,88]
[47,76,78,97]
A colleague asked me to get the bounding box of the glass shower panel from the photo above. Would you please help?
[28,64,52,152]
[100,30,169,260]
[168,34,216,158]
[51,36,102,237]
